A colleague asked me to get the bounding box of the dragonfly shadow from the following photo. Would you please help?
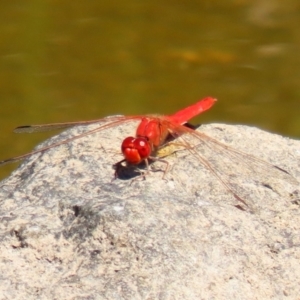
[183,122,201,130]
[113,161,148,181]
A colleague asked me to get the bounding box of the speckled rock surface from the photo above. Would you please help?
[0,120,299,300]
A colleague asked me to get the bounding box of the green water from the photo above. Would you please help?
[0,0,299,180]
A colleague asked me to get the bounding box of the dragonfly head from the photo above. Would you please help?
[121,136,151,164]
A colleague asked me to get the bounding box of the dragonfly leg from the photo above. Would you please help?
[148,156,170,179]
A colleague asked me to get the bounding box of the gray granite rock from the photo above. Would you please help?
[0,120,299,299]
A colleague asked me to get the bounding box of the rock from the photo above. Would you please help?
[0,120,299,299]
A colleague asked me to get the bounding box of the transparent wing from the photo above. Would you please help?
[0,115,142,166]
[164,120,298,209]
[13,117,126,133]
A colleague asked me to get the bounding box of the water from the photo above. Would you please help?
[0,0,299,180]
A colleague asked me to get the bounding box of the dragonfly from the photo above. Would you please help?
[0,97,296,209]
[0,97,216,169]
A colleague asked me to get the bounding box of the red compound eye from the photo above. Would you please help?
[121,137,151,164]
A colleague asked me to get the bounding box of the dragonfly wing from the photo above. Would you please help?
[13,116,128,133]
[164,121,298,210]
[15,124,78,133]
[1,115,144,166]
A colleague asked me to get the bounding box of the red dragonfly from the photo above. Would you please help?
[0,97,215,168]
[115,97,216,175]
[0,97,295,208]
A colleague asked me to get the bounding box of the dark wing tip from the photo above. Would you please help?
[14,125,33,133]
[14,125,32,133]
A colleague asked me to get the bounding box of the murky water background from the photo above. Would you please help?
[0,0,299,180]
